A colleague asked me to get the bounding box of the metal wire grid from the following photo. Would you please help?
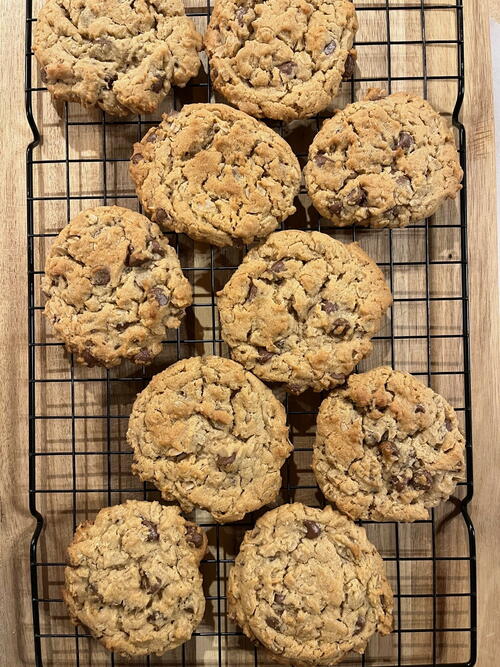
[25,0,476,665]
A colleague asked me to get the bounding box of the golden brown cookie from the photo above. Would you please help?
[204,0,358,121]
[42,206,192,367]
[228,503,393,666]
[33,0,202,116]
[63,501,206,657]
[304,89,463,228]
[127,356,292,522]
[217,230,392,394]
[129,104,301,247]
[313,366,466,521]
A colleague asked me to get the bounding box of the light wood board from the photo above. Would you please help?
[1,0,499,665]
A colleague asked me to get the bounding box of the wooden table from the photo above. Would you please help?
[1,0,499,664]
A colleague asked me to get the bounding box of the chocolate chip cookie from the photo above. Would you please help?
[42,206,192,367]
[33,0,202,116]
[304,89,463,228]
[204,0,358,121]
[127,355,292,522]
[313,367,466,522]
[63,500,207,657]
[217,230,392,394]
[129,104,301,247]
[228,503,393,666]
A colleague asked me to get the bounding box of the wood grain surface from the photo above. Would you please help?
[1,0,499,665]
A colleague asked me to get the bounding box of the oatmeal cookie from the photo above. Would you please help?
[130,103,301,246]
[313,366,466,521]
[217,230,392,394]
[127,355,292,522]
[63,500,206,657]
[42,206,192,367]
[204,0,358,120]
[33,0,202,116]
[228,502,393,666]
[304,89,463,228]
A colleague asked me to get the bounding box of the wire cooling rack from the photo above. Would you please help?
[25,0,476,665]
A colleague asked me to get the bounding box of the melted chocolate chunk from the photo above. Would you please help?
[415,404,426,413]
[270,260,285,273]
[324,40,336,55]
[266,616,280,630]
[186,525,203,548]
[151,74,165,93]
[247,281,258,302]
[322,300,338,314]
[92,268,110,286]
[332,318,350,336]
[303,520,321,539]
[141,519,159,542]
[150,287,170,306]
[217,453,236,468]
[131,153,143,165]
[396,131,414,151]
[134,348,153,364]
[278,62,296,76]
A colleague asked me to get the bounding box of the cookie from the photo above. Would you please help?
[204,0,358,121]
[304,89,463,228]
[313,367,466,522]
[129,104,301,247]
[127,355,292,522]
[33,0,202,116]
[42,206,192,367]
[217,230,392,394]
[228,503,393,666]
[63,500,207,657]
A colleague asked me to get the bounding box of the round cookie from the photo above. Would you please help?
[228,503,393,666]
[304,89,463,228]
[127,355,292,522]
[313,367,466,522]
[33,0,202,116]
[204,0,358,121]
[129,104,301,247]
[42,206,192,368]
[217,230,392,394]
[63,500,207,657]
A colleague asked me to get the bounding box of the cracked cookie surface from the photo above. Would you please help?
[217,230,392,394]
[313,367,466,521]
[33,0,202,116]
[129,104,301,247]
[204,0,357,120]
[304,89,463,228]
[228,503,393,666]
[127,355,292,522]
[63,500,207,657]
[42,205,192,368]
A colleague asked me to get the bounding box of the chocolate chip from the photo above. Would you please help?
[445,418,453,431]
[126,245,149,267]
[155,208,170,224]
[217,453,236,468]
[186,525,203,548]
[141,519,159,542]
[324,40,336,55]
[270,260,285,273]
[92,268,110,286]
[396,131,414,150]
[415,404,426,413]
[82,350,98,366]
[266,616,280,630]
[278,61,295,76]
[342,52,356,79]
[131,153,143,165]
[40,67,48,83]
[379,441,398,461]
[412,468,433,490]
[235,7,247,24]
[147,132,158,143]
[303,520,321,539]
[134,348,153,364]
[354,616,365,634]
[247,282,258,302]
[147,611,165,624]
[150,239,164,256]
[141,573,161,594]
[185,607,194,614]
[257,349,274,363]
[332,318,350,336]
[116,321,131,332]
[151,74,165,93]
[347,186,367,206]
[390,475,406,492]
[150,287,170,306]
[329,201,342,215]
[322,300,338,314]
[274,593,285,605]
[104,73,117,89]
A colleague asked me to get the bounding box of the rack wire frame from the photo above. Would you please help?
[25,0,477,665]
